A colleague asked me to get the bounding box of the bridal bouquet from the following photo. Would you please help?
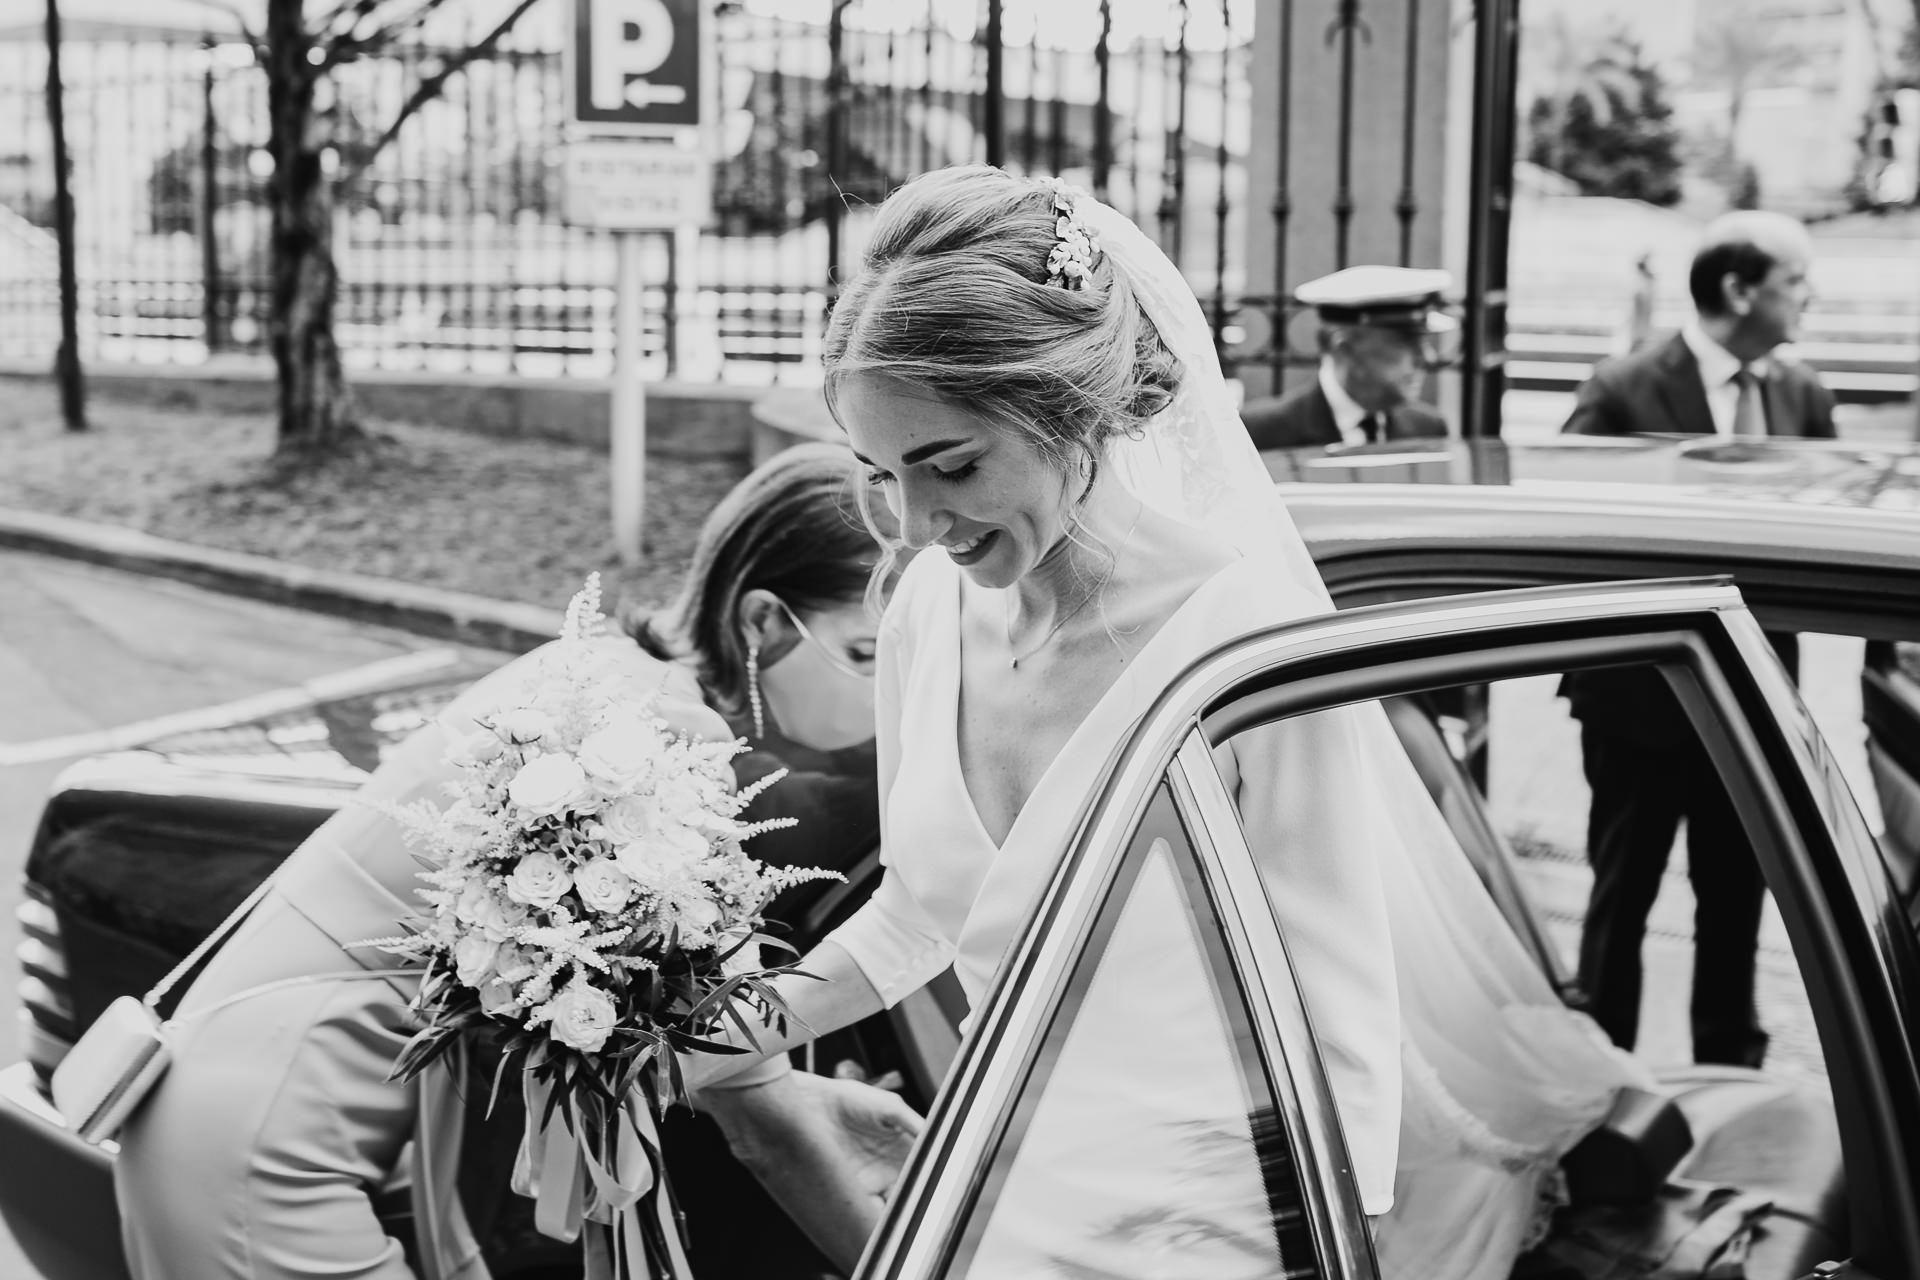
[367,575,836,1276]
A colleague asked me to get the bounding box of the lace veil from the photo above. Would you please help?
[1082,196,1648,1275]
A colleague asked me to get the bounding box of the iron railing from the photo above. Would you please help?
[0,0,1518,432]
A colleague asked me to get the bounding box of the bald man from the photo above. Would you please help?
[1561,210,1836,440]
[1558,211,1835,1069]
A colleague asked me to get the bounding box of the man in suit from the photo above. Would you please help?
[1563,212,1835,440]
[1561,210,1835,1068]
[1242,265,1454,451]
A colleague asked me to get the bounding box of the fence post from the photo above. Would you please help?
[1461,0,1519,439]
[44,0,85,431]
[201,38,222,354]
[1093,1,1112,200]
[1158,0,1190,261]
[983,0,1004,168]
[826,0,848,290]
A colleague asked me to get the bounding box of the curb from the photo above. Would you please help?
[0,505,563,653]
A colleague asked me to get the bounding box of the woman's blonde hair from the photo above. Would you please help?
[822,166,1182,595]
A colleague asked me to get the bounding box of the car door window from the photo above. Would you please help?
[946,786,1316,1280]
[1210,630,1887,1278]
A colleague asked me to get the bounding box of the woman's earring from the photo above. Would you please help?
[745,640,765,739]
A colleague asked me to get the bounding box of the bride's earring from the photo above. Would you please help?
[745,640,765,739]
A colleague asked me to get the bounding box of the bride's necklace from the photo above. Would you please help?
[1003,502,1144,670]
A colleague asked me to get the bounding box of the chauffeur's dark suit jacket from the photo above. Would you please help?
[1557,330,1835,1068]
[1241,382,1449,451]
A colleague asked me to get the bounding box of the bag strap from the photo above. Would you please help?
[142,873,279,1014]
[169,967,427,1030]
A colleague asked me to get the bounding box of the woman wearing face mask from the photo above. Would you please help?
[116,442,914,1280]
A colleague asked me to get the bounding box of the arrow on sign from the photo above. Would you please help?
[624,79,688,108]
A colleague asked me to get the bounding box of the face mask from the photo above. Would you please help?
[756,602,877,751]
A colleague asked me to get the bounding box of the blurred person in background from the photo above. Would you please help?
[1559,211,1835,1070]
[1241,265,1453,451]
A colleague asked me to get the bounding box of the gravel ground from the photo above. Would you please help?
[0,378,748,616]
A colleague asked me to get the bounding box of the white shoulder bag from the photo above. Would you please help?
[51,875,411,1146]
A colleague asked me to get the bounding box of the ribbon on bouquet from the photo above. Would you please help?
[512,1074,694,1280]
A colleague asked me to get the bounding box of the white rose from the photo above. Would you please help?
[454,879,495,925]
[495,709,555,745]
[493,943,538,984]
[573,859,635,914]
[454,934,500,987]
[595,794,657,845]
[472,892,530,941]
[505,852,573,909]
[508,755,590,817]
[675,897,722,940]
[577,714,661,790]
[545,981,618,1054]
[652,777,708,827]
[449,729,505,766]
[477,979,520,1017]
[613,822,710,881]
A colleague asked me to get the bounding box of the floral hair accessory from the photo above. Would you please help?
[1043,176,1100,291]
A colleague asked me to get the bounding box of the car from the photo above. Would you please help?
[6,434,1920,1280]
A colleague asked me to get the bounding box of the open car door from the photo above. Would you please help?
[861,579,1920,1280]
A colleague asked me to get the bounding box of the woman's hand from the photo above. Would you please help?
[698,1068,924,1271]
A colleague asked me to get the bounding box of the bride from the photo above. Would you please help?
[691,165,1643,1278]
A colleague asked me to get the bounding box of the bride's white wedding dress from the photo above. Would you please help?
[820,193,1646,1279]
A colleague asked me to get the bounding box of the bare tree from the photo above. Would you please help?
[221,0,541,457]
[44,0,85,432]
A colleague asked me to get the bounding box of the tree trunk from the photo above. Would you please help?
[44,0,85,432]
[266,0,358,456]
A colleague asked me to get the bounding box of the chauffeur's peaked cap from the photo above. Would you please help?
[1294,265,1457,332]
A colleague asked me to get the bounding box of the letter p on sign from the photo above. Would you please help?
[569,0,704,132]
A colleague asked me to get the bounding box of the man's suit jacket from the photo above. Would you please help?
[1242,382,1449,452]
[1561,331,1836,439]
[1559,329,1830,742]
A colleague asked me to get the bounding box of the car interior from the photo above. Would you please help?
[1377,666,1852,1280]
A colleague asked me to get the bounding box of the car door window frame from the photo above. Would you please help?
[1198,590,1920,1277]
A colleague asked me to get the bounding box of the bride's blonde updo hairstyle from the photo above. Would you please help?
[823,165,1183,486]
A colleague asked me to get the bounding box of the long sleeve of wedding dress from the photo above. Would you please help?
[824,586,958,1006]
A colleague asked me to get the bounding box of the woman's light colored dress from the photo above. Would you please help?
[826,549,1405,1272]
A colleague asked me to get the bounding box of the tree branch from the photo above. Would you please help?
[323,0,450,69]
[178,0,266,59]
[340,0,542,188]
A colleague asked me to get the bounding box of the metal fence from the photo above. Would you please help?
[0,1,1515,423]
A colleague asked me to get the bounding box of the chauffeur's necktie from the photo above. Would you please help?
[1360,411,1383,443]
[1731,365,1767,438]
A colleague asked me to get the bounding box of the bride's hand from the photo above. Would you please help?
[699,1067,924,1271]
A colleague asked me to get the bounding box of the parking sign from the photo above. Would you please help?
[567,0,704,133]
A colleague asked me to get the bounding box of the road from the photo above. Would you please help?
[0,549,502,1279]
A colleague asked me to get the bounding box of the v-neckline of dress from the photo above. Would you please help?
[944,554,1248,854]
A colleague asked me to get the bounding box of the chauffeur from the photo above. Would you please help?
[1241,265,1454,451]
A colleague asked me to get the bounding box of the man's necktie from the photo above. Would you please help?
[1360,412,1383,444]
[1731,366,1767,438]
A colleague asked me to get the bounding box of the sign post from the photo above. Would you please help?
[563,0,711,567]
